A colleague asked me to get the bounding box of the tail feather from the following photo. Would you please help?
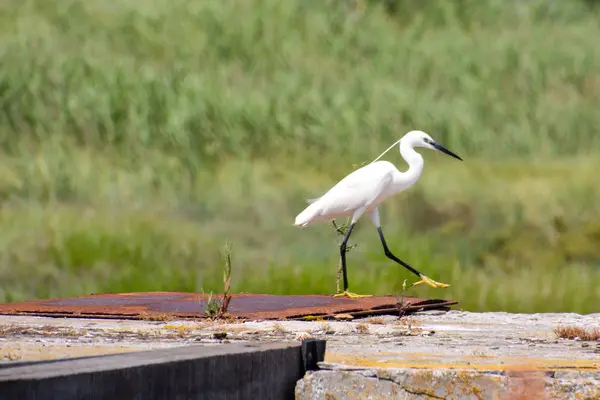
[294,201,321,227]
[306,196,321,204]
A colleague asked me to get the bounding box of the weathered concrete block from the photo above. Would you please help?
[296,370,407,400]
[295,368,600,400]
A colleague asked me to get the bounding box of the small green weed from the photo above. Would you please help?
[203,241,233,318]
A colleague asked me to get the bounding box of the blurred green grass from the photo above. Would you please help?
[1,0,600,313]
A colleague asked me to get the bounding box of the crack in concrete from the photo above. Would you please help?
[398,385,445,399]
[374,374,445,399]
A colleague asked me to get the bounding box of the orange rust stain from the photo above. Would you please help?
[424,322,498,326]
[1,345,145,361]
[499,370,551,400]
[367,351,498,362]
[325,353,600,372]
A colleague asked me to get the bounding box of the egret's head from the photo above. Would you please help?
[406,130,463,161]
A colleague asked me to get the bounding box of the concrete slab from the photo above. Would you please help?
[1,310,599,399]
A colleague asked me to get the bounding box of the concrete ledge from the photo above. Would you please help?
[296,368,600,400]
[0,341,323,400]
[2,311,599,399]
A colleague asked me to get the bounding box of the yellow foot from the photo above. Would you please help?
[411,275,451,289]
[332,290,372,299]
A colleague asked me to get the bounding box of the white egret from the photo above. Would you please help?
[294,130,463,298]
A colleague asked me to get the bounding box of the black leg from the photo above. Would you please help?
[339,223,356,292]
[376,226,423,278]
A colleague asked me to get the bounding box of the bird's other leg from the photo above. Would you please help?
[370,208,451,289]
[332,210,372,299]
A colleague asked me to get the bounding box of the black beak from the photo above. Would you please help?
[431,141,463,161]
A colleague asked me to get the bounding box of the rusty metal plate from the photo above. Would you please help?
[0,292,458,321]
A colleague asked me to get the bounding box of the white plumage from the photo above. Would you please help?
[294,130,463,298]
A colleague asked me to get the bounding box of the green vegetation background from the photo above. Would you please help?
[1,0,600,313]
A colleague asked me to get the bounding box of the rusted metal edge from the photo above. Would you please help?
[0,293,458,321]
[0,301,458,321]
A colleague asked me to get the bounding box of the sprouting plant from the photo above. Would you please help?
[202,240,233,318]
[204,291,222,317]
[396,279,412,318]
[221,240,233,314]
[332,219,359,252]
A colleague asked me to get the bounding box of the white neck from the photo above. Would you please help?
[398,139,424,187]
